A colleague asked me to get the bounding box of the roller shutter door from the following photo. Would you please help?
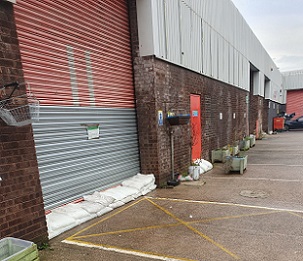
[286,89,303,119]
[14,0,140,210]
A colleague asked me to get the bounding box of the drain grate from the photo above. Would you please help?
[240,190,269,198]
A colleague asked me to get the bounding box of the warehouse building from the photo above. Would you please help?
[283,70,303,118]
[0,0,289,242]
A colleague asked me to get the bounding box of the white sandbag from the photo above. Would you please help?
[121,195,134,204]
[97,207,113,217]
[122,173,156,191]
[132,191,142,199]
[198,165,206,174]
[52,203,95,224]
[122,179,146,191]
[148,183,157,191]
[119,185,142,199]
[136,173,155,185]
[101,186,131,202]
[46,212,77,239]
[83,191,115,206]
[118,186,140,197]
[46,212,77,231]
[141,187,152,195]
[77,201,105,215]
[194,159,213,172]
[109,200,125,209]
[201,159,213,171]
[103,186,139,201]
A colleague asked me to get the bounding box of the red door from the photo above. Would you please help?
[190,94,202,161]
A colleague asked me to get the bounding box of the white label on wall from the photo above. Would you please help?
[87,125,100,140]
[219,113,223,120]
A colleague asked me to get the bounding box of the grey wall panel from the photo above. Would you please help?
[32,106,140,210]
[283,70,303,90]
[136,0,284,102]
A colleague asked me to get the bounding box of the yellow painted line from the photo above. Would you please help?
[288,212,303,218]
[73,210,280,240]
[63,239,197,261]
[67,197,146,240]
[64,196,293,260]
[146,196,303,214]
[72,222,181,240]
[188,210,283,224]
[205,176,303,183]
[146,198,240,260]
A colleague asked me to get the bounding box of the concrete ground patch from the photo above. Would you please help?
[39,132,303,261]
[62,196,302,261]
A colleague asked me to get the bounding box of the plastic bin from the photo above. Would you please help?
[0,237,39,261]
[273,117,285,131]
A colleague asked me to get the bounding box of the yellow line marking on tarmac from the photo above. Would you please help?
[249,163,303,167]
[72,210,281,240]
[187,210,283,224]
[65,196,296,261]
[66,197,146,240]
[72,223,181,239]
[288,212,303,218]
[63,239,196,261]
[65,198,197,260]
[205,176,303,183]
[146,198,240,260]
[146,196,303,213]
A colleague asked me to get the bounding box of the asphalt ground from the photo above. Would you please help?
[39,130,303,261]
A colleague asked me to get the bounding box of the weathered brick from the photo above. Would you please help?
[0,1,48,244]
[129,0,251,185]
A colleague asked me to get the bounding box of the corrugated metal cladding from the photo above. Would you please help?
[283,70,303,91]
[137,0,284,102]
[286,90,303,118]
[14,0,134,107]
[32,107,140,210]
[14,0,141,210]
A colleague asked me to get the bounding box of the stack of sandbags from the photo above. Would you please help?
[193,159,213,174]
[46,173,157,239]
[121,173,157,195]
[46,203,96,239]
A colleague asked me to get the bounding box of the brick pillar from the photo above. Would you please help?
[0,1,48,243]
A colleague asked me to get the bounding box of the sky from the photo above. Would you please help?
[231,0,303,72]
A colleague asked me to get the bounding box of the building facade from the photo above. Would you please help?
[283,70,303,118]
[1,0,290,241]
[132,0,285,184]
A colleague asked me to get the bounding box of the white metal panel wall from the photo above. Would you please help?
[137,0,283,102]
[166,0,182,63]
[283,70,303,90]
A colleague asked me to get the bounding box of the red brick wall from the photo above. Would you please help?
[129,0,249,185]
[0,1,48,243]
[286,89,303,118]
